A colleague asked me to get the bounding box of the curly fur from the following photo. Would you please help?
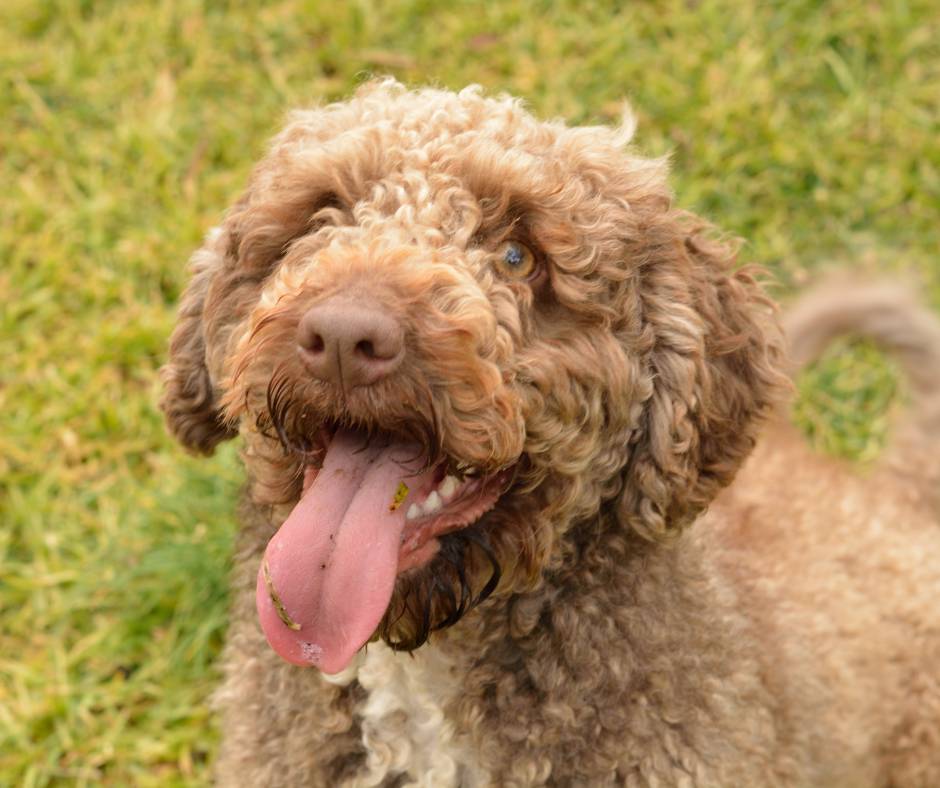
[161,80,940,785]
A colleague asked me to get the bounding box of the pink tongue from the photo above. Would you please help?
[256,429,431,673]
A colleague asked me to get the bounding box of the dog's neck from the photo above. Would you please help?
[372,514,770,784]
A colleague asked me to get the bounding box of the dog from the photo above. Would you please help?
[160,80,940,786]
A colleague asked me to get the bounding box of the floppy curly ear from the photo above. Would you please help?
[160,230,237,455]
[617,211,786,540]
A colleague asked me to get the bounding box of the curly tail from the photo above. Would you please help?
[784,277,940,507]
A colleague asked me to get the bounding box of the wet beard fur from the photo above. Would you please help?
[379,526,502,651]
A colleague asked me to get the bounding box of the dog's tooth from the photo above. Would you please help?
[406,504,421,520]
[440,475,459,499]
[423,491,442,514]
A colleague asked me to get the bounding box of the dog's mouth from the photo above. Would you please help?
[255,423,515,673]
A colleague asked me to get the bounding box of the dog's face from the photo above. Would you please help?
[161,80,783,672]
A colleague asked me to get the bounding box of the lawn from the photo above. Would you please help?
[1,0,937,784]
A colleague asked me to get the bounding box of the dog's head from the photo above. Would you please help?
[161,80,784,672]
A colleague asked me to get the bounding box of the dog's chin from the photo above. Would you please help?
[256,418,517,670]
[376,508,509,653]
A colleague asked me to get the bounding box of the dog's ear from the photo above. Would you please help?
[616,212,786,540]
[160,230,237,455]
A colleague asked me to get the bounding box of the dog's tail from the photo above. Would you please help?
[784,277,940,507]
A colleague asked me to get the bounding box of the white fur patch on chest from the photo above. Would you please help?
[327,643,488,787]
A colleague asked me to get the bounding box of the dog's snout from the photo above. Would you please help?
[297,298,405,387]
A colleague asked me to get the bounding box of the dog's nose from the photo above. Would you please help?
[297,298,405,388]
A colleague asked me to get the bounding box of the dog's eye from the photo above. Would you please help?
[494,241,538,280]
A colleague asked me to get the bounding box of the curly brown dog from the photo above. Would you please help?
[161,80,940,786]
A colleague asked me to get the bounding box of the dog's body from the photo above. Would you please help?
[212,425,940,787]
[161,82,940,786]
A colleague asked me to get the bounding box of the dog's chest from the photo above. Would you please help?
[333,643,489,787]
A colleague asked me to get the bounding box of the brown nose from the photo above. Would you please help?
[296,298,405,388]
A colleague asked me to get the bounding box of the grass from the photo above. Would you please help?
[1,0,938,783]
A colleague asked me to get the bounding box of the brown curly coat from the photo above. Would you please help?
[161,80,940,786]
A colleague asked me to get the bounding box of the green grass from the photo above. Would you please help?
[2,0,938,783]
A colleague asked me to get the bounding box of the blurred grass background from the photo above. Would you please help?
[1,0,937,783]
